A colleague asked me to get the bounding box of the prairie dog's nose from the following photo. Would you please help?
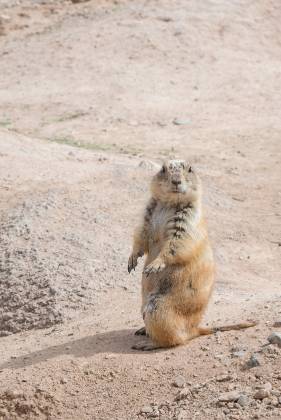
[172,179,181,186]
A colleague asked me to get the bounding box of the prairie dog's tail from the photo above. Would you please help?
[198,321,257,336]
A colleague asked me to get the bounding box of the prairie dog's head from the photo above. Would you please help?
[151,160,201,205]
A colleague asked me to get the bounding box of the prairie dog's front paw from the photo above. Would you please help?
[128,253,138,273]
[143,258,166,276]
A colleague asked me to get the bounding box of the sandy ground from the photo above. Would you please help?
[0,0,280,419]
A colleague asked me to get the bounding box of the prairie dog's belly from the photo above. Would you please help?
[149,204,174,244]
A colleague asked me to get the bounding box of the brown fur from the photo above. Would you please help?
[128,160,256,348]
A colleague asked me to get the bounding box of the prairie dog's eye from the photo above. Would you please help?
[188,166,193,173]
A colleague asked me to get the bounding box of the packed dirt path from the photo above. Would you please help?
[0,0,280,419]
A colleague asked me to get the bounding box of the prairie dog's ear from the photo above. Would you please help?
[160,163,167,174]
[156,161,167,176]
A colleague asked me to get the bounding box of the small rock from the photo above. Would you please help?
[173,118,191,126]
[273,321,281,327]
[140,406,153,415]
[1,312,13,321]
[191,384,201,393]
[60,378,68,384]
[158,16,173,23]
[172,375,186,388]
[71,0,90,3]
[254,389,269,400]
[5,390,24,399]
[232,350,246,358]
[216,374,232,382]
[267,332,281,347]
[218,391,241,402]
[237,394,248,407]
[270,396,279,407]
[259,382,272,391]
[214,353,224,360]
[254,383,272,400]
[278,397,281,405]
[49,287,56,296]
[104,354,117,360]
[271,390,280,397]
[243,354,260,369]
[175,387,190,401]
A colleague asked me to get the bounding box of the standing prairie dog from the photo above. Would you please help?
[128,160,256,350]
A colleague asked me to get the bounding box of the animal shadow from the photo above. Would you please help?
[0,328,166,371]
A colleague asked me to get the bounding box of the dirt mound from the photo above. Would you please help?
[0,129,151,337]
[0,388,57,419]
[0,200,62,337]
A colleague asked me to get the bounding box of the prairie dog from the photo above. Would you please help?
[128,160,255,350]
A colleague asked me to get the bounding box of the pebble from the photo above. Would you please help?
[1,312,13,321]
[232,350,246,358]
[218,391,241,402]
[270,396,279,406]
[268,332,281,347]
[140,406,153,415]
[254,389,269,400]
[271,390,280,397]
[216,374,232,382]
[172,375,186,388]
[254,383,272,400]
[104,354,117,360]
[5,390,24,399]
[243,354,260,369]
[71,0,90,3]
[175,387,190,401]
[173,118,191,126]
[237,394,248,407]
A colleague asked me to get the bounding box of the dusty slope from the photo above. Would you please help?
[0,0,280,419]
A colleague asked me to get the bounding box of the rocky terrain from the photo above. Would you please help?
[0,0,280,419]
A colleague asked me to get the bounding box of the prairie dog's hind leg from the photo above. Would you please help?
[132,342,162,351]
[134,327,147,336]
